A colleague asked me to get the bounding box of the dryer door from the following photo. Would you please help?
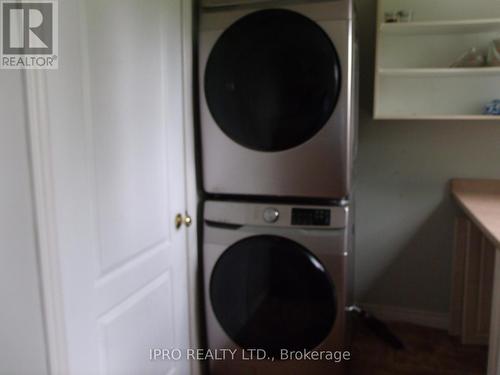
[204,9,341,152]
[210,235,337,357]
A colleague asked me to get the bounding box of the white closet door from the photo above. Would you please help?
[30,0,192,373]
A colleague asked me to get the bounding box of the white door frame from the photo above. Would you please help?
[181,0,202,375]
[23,0,198,373]
[25,68,70,375]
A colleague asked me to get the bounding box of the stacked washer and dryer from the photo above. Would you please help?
[198,0,358,374]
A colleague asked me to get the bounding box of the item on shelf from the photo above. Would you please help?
[483,100,500,115]
[487,39,500,67]
[397,9,413,23]
[384,9,413,23]
[384,11,398,23]
[450,48,485,68]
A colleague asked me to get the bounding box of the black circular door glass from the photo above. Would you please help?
[204,9,341,152]
[210,235,337,357]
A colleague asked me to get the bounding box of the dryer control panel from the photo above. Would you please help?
[291,208,331,226]
[204,201,348,229]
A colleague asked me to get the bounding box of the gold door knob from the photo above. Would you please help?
[175,213,192,229]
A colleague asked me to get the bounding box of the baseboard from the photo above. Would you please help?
[360,303,450,330]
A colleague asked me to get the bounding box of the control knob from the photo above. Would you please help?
[263,207,280,223]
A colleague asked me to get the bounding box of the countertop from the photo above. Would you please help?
[451,179,500,250]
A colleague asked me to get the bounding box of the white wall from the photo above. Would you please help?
[355,0,500,313]
[0,71,48,375]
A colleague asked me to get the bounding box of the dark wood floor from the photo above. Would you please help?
[348,321,488,375]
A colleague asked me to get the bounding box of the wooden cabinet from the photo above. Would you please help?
[450,217,495,345]
[450,179,500,375]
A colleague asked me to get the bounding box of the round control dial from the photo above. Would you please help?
[263,207,280,223]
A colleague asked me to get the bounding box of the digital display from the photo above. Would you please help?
[291,208,331,226]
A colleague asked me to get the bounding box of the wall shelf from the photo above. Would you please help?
[380,18,500,36]
[374,0,500,120]
[378,67,500,77]
[374,115,500,121]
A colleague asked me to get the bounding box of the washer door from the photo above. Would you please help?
[204,9,341,152]
[210,235,337,357]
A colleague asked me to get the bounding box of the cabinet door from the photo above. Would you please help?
[34,0,192,373]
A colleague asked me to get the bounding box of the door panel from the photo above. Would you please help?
[204,9,341,152]
[210,235,337,357]
[41,0,191,373]
[86,0,171,272]
[98,274,174,375]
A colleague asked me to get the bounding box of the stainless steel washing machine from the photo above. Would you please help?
[203,200,354,374]
[199,0,357,200]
